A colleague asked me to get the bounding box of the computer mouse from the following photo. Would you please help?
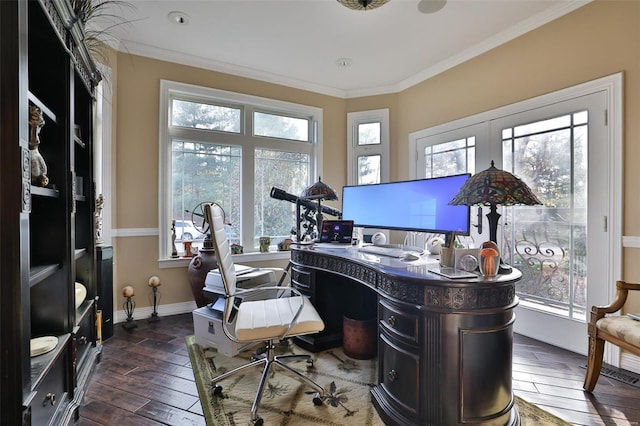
[403,253,420,261]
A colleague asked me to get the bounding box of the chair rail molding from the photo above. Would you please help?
[623,236,640,249]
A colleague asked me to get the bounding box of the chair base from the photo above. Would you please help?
[211,340,326,424]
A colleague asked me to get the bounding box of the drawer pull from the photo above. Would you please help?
[387,315,396,327]
[388,369,398,382]
[43,393,56,406]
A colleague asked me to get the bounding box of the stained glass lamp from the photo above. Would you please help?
[449,161,542,243]
[301,176,338,201]
[297,177,338,242]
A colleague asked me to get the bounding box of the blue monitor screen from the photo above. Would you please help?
[341,174,471,235]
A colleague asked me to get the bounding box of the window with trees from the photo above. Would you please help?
[159,81,322,259]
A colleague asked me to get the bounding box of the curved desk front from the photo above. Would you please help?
[290,246,521,426]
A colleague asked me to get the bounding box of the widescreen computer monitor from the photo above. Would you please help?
[341,174,471,236]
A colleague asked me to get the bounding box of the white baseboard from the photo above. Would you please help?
[114,301,197,324]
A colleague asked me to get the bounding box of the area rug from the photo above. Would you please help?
[186,335,569,425]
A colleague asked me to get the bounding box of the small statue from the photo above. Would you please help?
[122,286,137,330]
[171,219,179,258]
[95,194,104,244]
[29,105,49,187]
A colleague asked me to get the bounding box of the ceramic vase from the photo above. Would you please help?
[188,237,218,308]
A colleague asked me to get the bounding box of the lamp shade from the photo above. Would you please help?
[450,161,541,207]
[300,177,338,200]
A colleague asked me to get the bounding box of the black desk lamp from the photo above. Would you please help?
[449,161,542,245]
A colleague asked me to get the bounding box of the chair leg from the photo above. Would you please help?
[275,359,326,396]
[211,357,267,386]
[251,358,274,422]
[583,335,605,392]
[212,340,326,423]
[275,353,313,364]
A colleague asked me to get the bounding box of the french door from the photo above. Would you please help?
[413,76,621,355]
[490,92,608,354]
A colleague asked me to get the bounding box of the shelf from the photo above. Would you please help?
[74,135,86,149]
[30,333,70,390]
[29,264,60,287]
[74,248,87,260]
[28,92,57,124]
[74,195,86,202]
[31,186,60,198]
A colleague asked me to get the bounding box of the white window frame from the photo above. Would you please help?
[347,109,390,185]
[158,80,323,261]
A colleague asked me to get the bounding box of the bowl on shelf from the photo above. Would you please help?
[75,282,87,309]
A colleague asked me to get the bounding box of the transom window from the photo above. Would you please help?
[159,81,322,259]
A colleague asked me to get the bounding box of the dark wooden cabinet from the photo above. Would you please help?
[1,1,102,424]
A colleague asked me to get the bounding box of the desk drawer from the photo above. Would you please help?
[292,265,314,292]
[378,299,420,345]
[379,332,420,417]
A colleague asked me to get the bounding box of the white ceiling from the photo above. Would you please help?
[100,0,589,98]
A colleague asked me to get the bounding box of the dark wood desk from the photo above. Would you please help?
[290,246,521,426]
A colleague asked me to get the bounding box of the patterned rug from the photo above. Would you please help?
[186,335,569,425]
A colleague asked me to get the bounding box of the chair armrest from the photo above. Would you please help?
[232,285,301,299]
[590,280,640,321]
[261,267,291,287]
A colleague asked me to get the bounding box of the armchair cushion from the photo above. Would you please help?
[596,316,640,347]
[235,296,324,341]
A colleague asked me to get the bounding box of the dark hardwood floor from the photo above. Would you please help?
[77,313,640,425]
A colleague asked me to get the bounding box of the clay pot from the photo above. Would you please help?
[188,237,218,308]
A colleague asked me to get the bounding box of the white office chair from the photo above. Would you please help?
[202,203,327,425]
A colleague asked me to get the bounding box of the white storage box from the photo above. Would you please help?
[193,306,257,357]
[205,266,276,294]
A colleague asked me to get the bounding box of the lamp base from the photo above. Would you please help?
[498,263,512,274]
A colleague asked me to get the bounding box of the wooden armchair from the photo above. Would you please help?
[584,280,640,391]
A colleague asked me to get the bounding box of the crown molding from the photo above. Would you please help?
[113,0,591,99]
[395,0,592,93]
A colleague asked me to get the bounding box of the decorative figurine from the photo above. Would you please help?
[29,105,49,187]
[183,240,193,257]
[122,285,137,329]
[171,219,179,258]
[148,276,161,322]
[95,193,104,244]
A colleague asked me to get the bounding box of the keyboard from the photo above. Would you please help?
[358,245,423,258]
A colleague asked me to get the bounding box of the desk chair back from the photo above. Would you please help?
[203,203,238,324]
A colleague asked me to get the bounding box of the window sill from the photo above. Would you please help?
[158,250,291,269]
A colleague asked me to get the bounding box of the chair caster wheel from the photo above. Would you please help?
[307,358,314,368]
[252,417,263,426]
[312,393,323,406]
[212,385,223,396]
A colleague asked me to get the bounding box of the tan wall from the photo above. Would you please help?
[111,55,346,310]
[111,0,640,312]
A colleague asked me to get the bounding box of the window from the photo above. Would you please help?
[408,73,621,355]
[347,109,389,185]
[159,81,322,258]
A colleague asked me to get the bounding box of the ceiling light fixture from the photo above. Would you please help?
[168,11,190,25]
[337,0,389,11]
[336,58,352,67]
